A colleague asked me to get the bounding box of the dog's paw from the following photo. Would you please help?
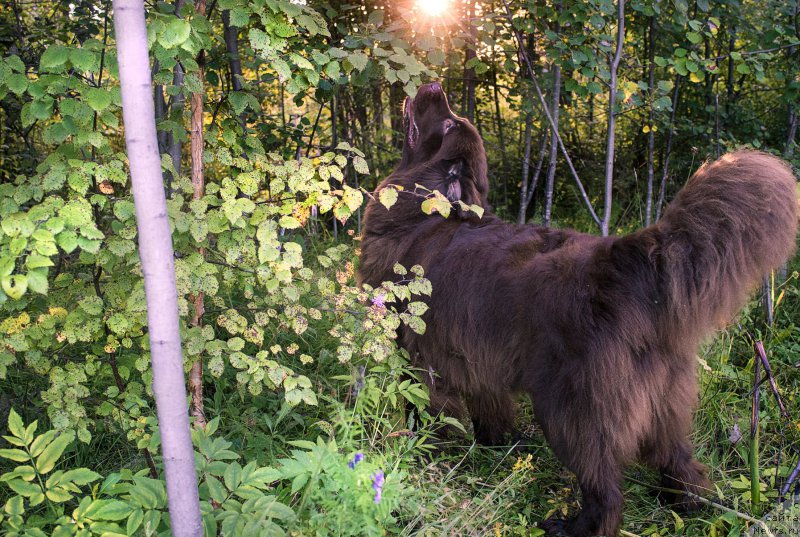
[540,517,574,536]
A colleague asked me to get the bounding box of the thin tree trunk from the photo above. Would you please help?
[527,130,548,207]
[726,27,735,118]
[372,82,384,146]
[518,112,533,224]
[154,77,169,154]
[602,0,625,237]
[492,72,509,207]
[389,82,405,150]
[784,2,800,159]
[188,0,207,429]
[165,0,186,194]
[785,107,798,159]
[222,10,243,92]
[461,0,477,122]
[280,82,286,128]
[645,16,656,227]
[543,64,561,227]
[167,62,184,182]
[112,0,202,534]
[655,75,682,222]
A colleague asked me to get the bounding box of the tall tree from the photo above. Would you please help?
[188,0,207,429]
[601,0,625,237]
[112,0,202,534]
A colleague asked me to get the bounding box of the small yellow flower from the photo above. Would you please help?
[512,454,534,472]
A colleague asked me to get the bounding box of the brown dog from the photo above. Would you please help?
[358,82,798,536]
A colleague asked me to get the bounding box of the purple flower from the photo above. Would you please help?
[348,452,364,469]
[371,292,386,309]
[371,470,385,504]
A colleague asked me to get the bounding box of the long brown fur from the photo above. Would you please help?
[358,82,799,536]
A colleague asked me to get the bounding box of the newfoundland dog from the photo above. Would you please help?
[358,82,798,536]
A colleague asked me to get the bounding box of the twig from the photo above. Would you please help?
[780,458,800,500]
[751,347,762,507]
[754,341,789,420]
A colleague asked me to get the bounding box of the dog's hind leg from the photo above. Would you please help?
[642,434,711,511]
[540,452,624,537]
[466,391,516,446]
[641,376,712,512]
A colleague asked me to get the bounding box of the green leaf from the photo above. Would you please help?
[349,51,368,71]
[56,230,79,253]
[8,409,25,439]
[26,269,49,295]
[271,58,291,81]
[407,301,428,316]
[352,156,369,175]
[7,478,41,497]
[40,45,71,70]
[26,254,54,270]
[229,8,249,27]
[127,508,144,535]
[428,49,446,65]
[342,187,363,212]
[29,430,57,457]
[70,48,97,71]
[279,215,301,229]
[35,431,75,474]
[45,487,73,502]
[421,196,450,218]
[4,495,24,516]
[379,186,398,209]
[686,31,702,44]
[160,19,191,49]
[0,448,30,462]
[368,9,384,26]
[1,275,27,300]
[206,475,226,504]
[83,87,113,112]
[61,468,102,485]
[7,73,28,95]
[85,499,133,521]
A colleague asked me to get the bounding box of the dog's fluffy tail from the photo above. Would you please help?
[656,150,798,337]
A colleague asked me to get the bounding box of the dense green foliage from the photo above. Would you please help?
[0,0,798,534]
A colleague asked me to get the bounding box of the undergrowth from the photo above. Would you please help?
[1,242,799,536]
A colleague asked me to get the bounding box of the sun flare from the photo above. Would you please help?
[417,0,450,17]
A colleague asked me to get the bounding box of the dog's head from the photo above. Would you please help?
[399,82,489,207]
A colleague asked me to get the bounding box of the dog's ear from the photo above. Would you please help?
[445,161,463,202]
[403,97,419,150]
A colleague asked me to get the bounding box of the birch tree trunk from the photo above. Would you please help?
[543,63,561,227]
[602,0,625,237]
[518,111,533,224]
[112,0,202,534]
[543,0,562,227]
